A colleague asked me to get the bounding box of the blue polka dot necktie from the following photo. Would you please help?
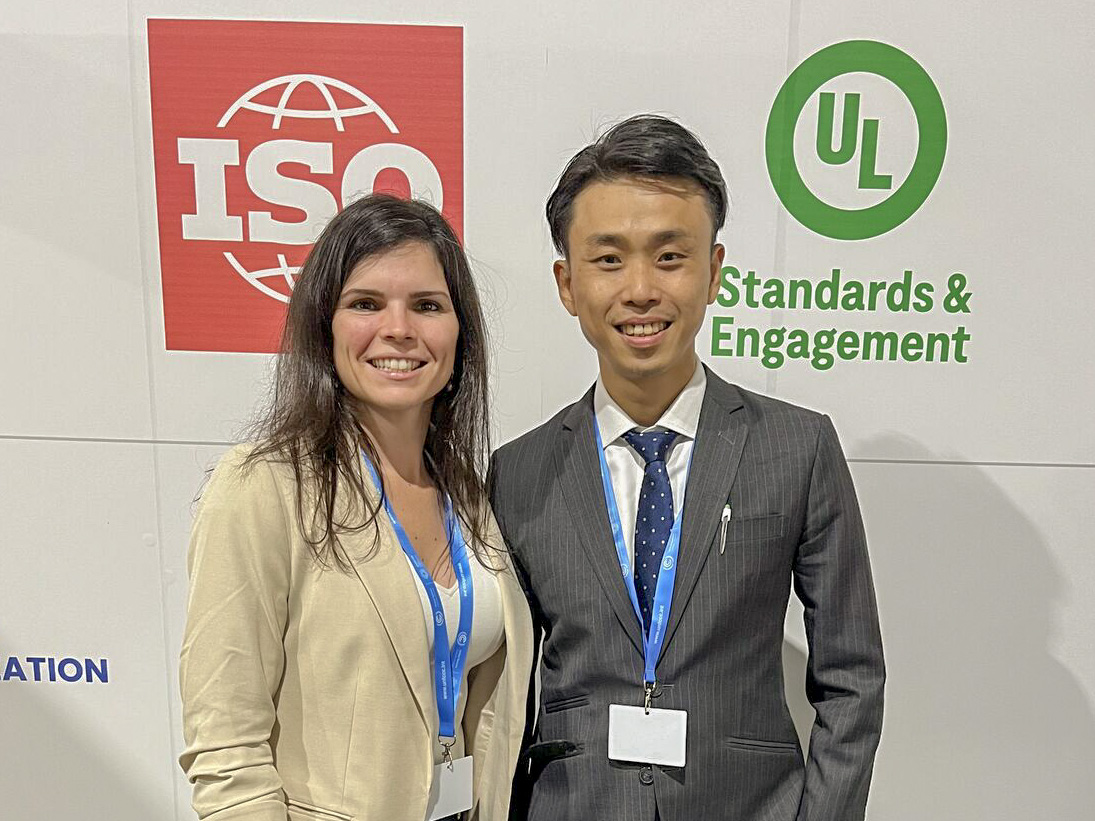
[622,429,678,633]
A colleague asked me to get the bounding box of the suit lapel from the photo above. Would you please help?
[659,369,749,657]
[556,390,646,655]
[343,513,435,735]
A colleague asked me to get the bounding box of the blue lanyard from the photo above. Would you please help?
[362,455,474,746]
[594,426,689,701]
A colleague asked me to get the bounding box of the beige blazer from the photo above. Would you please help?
[180,445,533,821]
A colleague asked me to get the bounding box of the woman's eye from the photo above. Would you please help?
[417,300,442,312]
[349,298,377,310]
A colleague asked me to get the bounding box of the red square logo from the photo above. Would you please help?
[148,19,463,352]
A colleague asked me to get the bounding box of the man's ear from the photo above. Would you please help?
[707,243,726,304]
[554,258,578,317]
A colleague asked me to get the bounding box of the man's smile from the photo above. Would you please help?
[617,320,670,337]
[615,319,672,347]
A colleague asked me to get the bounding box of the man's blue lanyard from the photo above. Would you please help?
[594,426,689,705]
[362,454,474,749]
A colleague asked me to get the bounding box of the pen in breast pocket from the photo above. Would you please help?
[719,505,732,554]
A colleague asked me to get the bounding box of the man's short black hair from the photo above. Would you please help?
[546,114,729,256]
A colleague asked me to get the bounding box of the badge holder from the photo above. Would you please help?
[608,692,687,768]
[427,737,473,820]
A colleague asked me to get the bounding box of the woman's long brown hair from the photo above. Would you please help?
[243,194,495,570]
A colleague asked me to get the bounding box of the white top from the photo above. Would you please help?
[406,543,505,763]
[593,360,707,565]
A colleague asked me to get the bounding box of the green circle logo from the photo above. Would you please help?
[765,40,947,240]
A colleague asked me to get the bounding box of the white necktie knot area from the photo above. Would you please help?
[623,429,678,466]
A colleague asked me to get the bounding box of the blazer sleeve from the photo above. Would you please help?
[793,416,885,821]
[179,447,292,821]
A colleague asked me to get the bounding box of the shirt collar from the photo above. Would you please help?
[594,360,706,448]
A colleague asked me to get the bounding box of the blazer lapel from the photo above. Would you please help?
[659,369,749,657]
[556,389,646,656]
[343,514,435,735]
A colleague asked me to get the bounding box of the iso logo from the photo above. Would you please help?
[661,555,675,571]
[765,40,947,240]
[148,19,463,353]
[456,632,468,647]
[434,612,445,626]
[183,73,443,304]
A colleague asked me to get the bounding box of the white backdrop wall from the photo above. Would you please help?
[2,2,1093,819]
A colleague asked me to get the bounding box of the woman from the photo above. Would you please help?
[179,194,533,821]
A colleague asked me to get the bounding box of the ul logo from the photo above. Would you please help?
[766,40,946,240]
[815,92,891,192]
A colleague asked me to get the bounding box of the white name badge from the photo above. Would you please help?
[426,755,473,821]
[608,704,687,767]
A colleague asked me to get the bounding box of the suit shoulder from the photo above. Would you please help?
[493,400,575,468]
[706,374,831,447]
[736,384,827,426]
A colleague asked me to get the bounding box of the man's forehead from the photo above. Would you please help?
[570,177,711,244]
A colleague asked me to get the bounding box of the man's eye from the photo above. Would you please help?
[596,255,622,266]
[659,252,684,263]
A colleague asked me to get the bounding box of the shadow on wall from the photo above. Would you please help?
[0,645,172,820]
[802,434,1095,819]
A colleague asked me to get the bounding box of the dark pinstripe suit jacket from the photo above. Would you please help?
[489,369,884,821]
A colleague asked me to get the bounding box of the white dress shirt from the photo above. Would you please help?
[594,361,707,565]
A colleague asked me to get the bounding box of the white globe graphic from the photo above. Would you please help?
[224,252,300,304]
[217,73,399,134]
[219,74,401,303]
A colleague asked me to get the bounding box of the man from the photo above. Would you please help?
[489,115,884,821]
